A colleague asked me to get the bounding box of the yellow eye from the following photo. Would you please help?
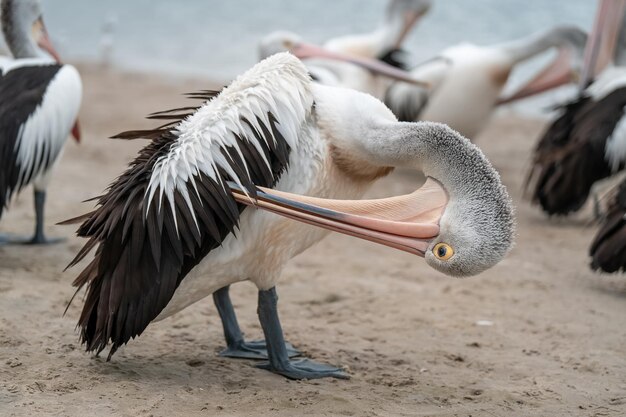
[433,243,454,261]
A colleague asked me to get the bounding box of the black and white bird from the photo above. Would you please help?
[527,0,626,216]
[64,53,514,380]
[258,0,431,98]
[384,25,587,138]
[0,0,82,243]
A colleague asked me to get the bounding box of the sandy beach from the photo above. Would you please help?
[1,63,625,417]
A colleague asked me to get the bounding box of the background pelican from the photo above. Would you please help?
[384,25,587,139]
[259,0,430,98]
[527,1,626,216]
[0,0,82,243]
[323,0,431,60]
[64,53,514,380]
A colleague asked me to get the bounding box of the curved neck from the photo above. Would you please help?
[377,5,417,53]
[360,122,492,195]
[1,2,42,58]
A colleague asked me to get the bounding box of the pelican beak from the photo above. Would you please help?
[578,0,626,89]
[498,47,576,104]
[35,18,62,63]
[394,9,426,49]
[290,42,429,87]
[71,120,81,143]
[229,177,448,257]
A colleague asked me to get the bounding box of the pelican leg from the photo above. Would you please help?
[255,287,349,380]
[0,191,63,245]
[25,190,64,245]
[213,285,300,360]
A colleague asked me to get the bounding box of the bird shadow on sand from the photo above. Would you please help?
[586,275,626,299]
[82,349,272,388]
[523,212,597,229]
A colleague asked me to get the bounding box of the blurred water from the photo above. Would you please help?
[33,1,594,112]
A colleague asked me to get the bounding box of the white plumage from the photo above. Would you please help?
[386,26,587,138]
[13,63,82,190]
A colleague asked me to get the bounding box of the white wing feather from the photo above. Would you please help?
[145,53,314,228]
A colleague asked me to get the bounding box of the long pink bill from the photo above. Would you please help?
[394,10,426,49]
[499,1,626,105]
[579,0,626,89]
[229,177,448,256]
[291,42,429,87]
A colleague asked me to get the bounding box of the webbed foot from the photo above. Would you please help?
[257,358,349,380]
[219,339,301,360]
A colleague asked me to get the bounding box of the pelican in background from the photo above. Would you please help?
[590,179,626,272]
[322,0,431,60]
[527,0,626,216]
[0,0,82,243]
[384,25,587,139]
[64,53,514,380]
[259,0,431,98]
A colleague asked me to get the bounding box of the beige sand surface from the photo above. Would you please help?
[1,64,625,417]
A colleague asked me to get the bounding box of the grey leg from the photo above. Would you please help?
[25,190,63,245]
[0,191,63,245]
[255,287,349,380]
[213,285,300,359]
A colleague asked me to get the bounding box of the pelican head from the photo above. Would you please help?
[1,0,60,60]
[408,123,515,276]
[258,30,304,60]
[231,80,514,277]
[259,31,429,87]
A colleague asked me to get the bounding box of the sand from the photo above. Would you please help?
[1,64,626,417]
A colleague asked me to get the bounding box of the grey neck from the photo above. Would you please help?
[497,25,586,63]
[363,122,500,198]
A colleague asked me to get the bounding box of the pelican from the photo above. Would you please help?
[0,0,82,243]
[527,1,626,216]
[384,25,587,139]
[259,0,430,98]
[64,53,514,380]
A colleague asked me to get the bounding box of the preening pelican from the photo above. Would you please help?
[65,53,514,380]
[259,0,430,98]
[527,1,626,216]
[384,25,587,138]
[0,0,82,243]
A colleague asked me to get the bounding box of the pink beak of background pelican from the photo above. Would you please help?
[229,178,448,256]
[498,48,575,104]
[36,18,81,143]
[290,42,429,87]
[499,0,626,104]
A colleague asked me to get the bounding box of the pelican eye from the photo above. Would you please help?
[433,243,454,261]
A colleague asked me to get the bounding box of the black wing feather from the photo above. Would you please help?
[527,87,626,215]
[0,64,61,217]
[67,93,293,357]
[590,179,626,272]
